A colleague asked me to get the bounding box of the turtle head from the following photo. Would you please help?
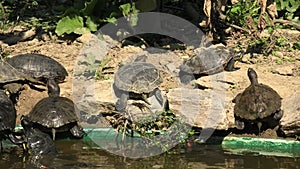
[247,68,258,85]
[47,79,60,97]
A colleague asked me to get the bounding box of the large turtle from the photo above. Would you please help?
[179,44,237,84]
[0,60,42,94]
[6,53,68,92]
[233,68,283,134]
[21,115,57,156]
[0,89,23,150]
[27,79,84,140]
[113,55,163,112]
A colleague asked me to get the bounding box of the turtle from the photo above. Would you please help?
[27,79,85,140]
[0,60,42,94]
[20,115,57,156]
[5,53,68,92]
[233,68,283,134]
[179,44,237,84]
[0,89,24,151]
[113,55,163,112]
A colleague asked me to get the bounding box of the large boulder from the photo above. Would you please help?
[280,93,300,137]
[166,87,235,130]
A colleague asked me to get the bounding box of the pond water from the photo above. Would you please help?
[0,137,299,169]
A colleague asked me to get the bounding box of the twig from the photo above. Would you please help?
[274,19,300,30]
[220,20,251,34]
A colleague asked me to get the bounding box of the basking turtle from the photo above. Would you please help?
[21,115,57,156]
[6,53,68,92]
[0,60,41,93]
[28,79,84,140]
[0,90,23,150]
[179,45,237,84]
[233,68,283,134]
[113,55,163,112]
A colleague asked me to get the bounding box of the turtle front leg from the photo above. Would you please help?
[257,122,262,135]
[70,124,85,138]
[52,128,56,140]
[235,119,245,130]
[153,88,163,106]
[179,71,194,84]
[116,93,129,112]
[273,109,283,120]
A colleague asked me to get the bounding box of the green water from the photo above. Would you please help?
[0,138,299,169]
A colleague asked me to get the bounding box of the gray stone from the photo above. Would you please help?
[166,88,235,130]
[280,93,300,137]
[273,66,294,76]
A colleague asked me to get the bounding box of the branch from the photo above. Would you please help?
[274,19,300,30]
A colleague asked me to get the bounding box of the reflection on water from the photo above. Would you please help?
[0,139,299,169]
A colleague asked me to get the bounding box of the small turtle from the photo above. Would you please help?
[113,55,163,112]
[6,53,68,92]
[179,45,237,84]
[28,79,85,140]
[0,60,42,94]
[21,115,57,156]
[233,68,283,134]
[0,90,23,150]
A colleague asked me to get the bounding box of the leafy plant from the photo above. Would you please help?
[95,57,112,80]
[55,0,140,36]
[276,0,300,22]
[226,0,261,27]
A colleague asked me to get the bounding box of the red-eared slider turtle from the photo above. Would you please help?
[21,115,57,155]
[233,68,283,134]
[0,90,23,150]
[6,53,68,92]
[0,60,41,94]
[179,45,237,84]
[28,79,84,140]
[113,55,163,112]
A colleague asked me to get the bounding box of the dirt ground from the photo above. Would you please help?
[1,28,299,138]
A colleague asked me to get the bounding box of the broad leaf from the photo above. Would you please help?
[55,15,84,35]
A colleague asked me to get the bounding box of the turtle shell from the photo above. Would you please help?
[114,62,163,93]
[0,90,16,134]
[234,82,281,120]
[6,54,68,82]
[28,97,78,129]
[180,45,233,75]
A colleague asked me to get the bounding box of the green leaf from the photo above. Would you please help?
[74,27,90,35]
[85,16,98,31]
[120,3,131,16]
[55,15,84,35]
[101,17,117,23]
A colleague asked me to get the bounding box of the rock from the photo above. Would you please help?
[272,66,294,76]
[280,93,300,137]
[166,88,235,130]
